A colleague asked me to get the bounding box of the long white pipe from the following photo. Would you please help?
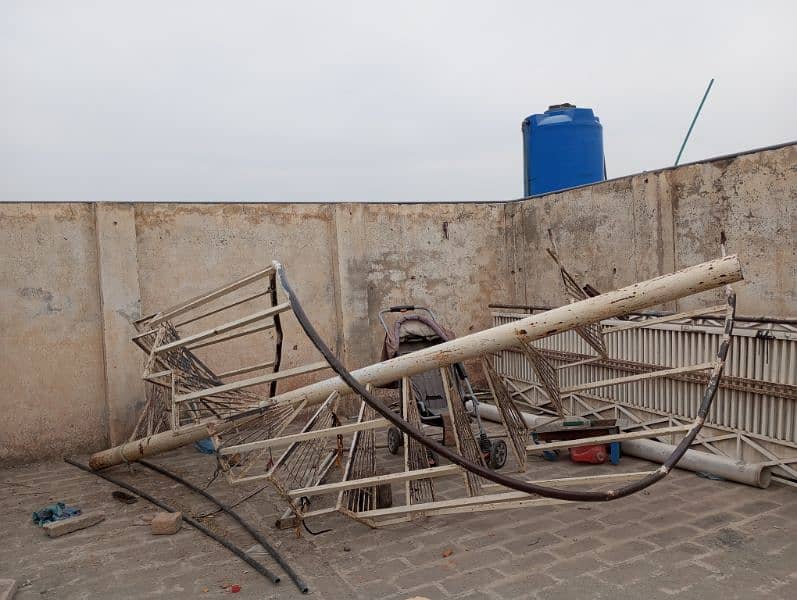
[262,255,743,408]
[622,439,771,488]
[470,402,771,489]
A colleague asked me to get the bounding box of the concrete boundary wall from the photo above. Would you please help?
[1,143,794,464]
[505,144,797,316]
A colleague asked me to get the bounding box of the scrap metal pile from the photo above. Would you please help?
[89,252,744,529]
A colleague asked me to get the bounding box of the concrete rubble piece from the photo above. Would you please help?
[151,511,182,535]
[41,511,105,538]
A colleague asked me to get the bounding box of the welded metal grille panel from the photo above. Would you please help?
[492,312,797,444]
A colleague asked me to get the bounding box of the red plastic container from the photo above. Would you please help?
[570,444,608,464]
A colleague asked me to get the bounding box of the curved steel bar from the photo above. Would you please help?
[64,458,281,584]
[276,260,736,502]
[138,459,309,594]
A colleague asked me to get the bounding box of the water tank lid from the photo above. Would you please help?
[548,102,576,111]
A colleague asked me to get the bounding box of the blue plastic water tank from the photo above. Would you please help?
[522,103,605,196]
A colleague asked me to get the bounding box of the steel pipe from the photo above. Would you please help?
[621,439,771,488]
[470,402,771,489]
[65,458,281,583]
[266,255,741,409]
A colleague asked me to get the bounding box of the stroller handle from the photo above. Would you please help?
[378,305,440,335]
[388,305,415,312]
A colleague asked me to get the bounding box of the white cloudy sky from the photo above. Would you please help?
[1,1,795,202]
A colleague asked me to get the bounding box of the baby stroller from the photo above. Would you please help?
[379,305,507,469]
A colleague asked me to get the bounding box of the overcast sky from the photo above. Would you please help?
[1,1,795,203]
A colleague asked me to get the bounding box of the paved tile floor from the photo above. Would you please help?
[1,443,794,599]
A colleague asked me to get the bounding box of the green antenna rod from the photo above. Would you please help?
[675,78,714,166]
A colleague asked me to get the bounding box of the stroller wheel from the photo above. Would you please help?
[376,483,393,508]
[488,439,507,470]
[387,427,403,455]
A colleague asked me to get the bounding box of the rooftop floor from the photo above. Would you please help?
[1,443,795,600]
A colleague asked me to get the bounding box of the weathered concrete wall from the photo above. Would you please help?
[134,203,342,391]
[95,204,145,445]
[133,202,512,374]
[0,204,108,463]
[333,202,515,368]
[1,143,794,464]
[669,148,797,315]
[508,144,797,317]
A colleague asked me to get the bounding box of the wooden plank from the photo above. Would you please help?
[42,512,106,538]
[218,418,389,456]
[526,425,691,452]
[602,304,727,334]
[216,361,276,379]
[561,362,715,394]
[155,302,291,354]
[175,361,329,404]
[148,265,275,327]
[290,465,461,499]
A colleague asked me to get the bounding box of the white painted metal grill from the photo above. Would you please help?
[492,312,797,444]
